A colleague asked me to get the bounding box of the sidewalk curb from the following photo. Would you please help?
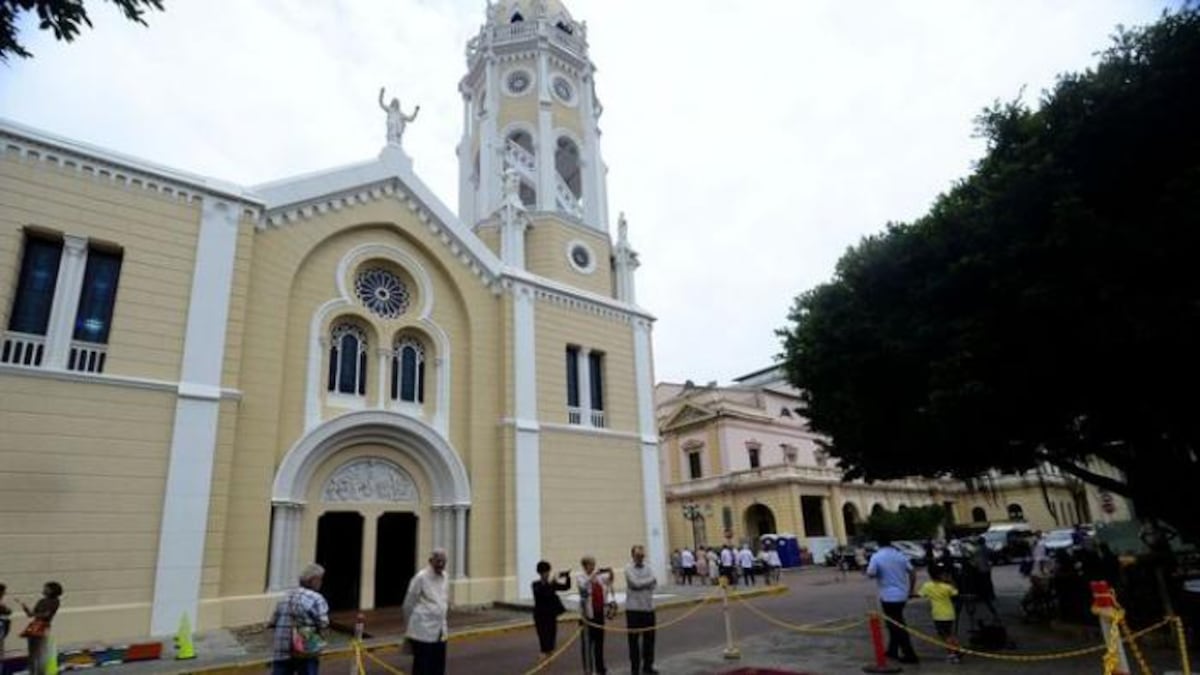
[185,585,788,673]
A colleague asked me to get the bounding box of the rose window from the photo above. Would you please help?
[354,267,410,319]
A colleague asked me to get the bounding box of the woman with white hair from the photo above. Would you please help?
[269,563,330,675]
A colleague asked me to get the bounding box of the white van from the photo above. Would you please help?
[982,523,1035,563]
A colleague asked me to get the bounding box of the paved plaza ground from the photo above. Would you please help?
[43,565,1195,674]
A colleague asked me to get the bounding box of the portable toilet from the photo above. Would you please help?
[775,533,801,568]
[759,533,778,553]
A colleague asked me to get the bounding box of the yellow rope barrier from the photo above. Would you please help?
[729,593,864,634]
[578,587,724,634]
[357,640,408,675]
[878,610,1174,663]
[518,625,584,675]
[1172,616,1192,675]
[1118,615,1153,675]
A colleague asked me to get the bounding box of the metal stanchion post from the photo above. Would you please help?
[862,610,902,673]
[350,612,365,675]
[721,576,741,660]
[1091,581,1131,675]
[863,595,901,674]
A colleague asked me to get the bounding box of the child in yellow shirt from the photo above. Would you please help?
[918,567,961,662]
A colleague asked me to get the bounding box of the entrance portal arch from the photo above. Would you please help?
[743,504,777,544]
[268,410,471,594]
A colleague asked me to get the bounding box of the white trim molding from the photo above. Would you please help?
[150,197,242,636]
[632,317,666,582]
[512,282,541,598]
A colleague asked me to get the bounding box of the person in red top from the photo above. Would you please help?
[575,555,615,674]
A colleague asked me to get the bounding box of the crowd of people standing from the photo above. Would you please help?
[671,542,783,587]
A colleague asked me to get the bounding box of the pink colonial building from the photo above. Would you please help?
[656,366,1128,559]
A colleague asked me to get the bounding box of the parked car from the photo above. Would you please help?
[982,523,1036,563]
[825,545,863,570]
[893,540,929,566]
[1042,528,1077,551]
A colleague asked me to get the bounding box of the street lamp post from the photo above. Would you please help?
[682,502,703,550]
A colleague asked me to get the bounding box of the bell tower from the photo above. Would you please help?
[458,0,622,292]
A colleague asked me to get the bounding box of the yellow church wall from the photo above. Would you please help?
[533,301,635,430]
[524,214,613,296]
[221,199,506,599]
[539,428,646,589]
[0,154,204,381]
[498,96,540,130]
[0,374,175,643]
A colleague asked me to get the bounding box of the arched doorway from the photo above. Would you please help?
[842,502,861,539]
[744,504,776,543]
[269,411,472,603]
[972,507,988,523]
[316,512,364,611]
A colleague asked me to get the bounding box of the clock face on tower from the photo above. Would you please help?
[552,76,574,103]
[506,69,532,95]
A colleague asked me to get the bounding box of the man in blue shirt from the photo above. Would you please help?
[866,536,918,664]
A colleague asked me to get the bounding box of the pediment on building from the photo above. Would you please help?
[661,403,716,430]
[253,147,504,291]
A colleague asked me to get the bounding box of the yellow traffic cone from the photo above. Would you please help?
[45,636,59,675]
[174,612,196,660]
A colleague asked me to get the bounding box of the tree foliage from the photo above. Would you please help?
[862,506,945,543]
[1,0,163,60]
[779,8,1200,541]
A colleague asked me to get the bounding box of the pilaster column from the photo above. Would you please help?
[512,283,541,597]
[376,346,391,407]
[43,234,88,369]
[305,335,327,432]
[632,318,666,581]
[268,501,305,591]
[150,197,241,636]
[453,505,468,579]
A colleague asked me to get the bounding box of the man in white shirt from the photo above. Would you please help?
[403,548,449,675]
[737,544,756,586]
[866,537,918,664]
[679,547,696,585]
[624,545,659,675]
[719,544,735,585]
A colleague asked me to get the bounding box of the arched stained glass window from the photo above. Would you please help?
[328,323,367,395]
[391,336,426,404]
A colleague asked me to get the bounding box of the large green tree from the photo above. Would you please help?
[779,8,1200,541]
[1,0,163,60]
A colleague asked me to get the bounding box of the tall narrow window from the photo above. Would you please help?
[391,336,426,404]
[587,350,604,411]
[688,451,703,480]
[73,245,122,344]
[8,233,63,336]
[748,446,760,469]
[565,345,580,408]
[328,323,367,395]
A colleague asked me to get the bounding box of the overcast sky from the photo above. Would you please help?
[0,1,1175,385]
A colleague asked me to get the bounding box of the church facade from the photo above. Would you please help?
[0,0,665,642]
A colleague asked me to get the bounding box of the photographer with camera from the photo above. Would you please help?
[532,560,572,662]
[576,555,616,674]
